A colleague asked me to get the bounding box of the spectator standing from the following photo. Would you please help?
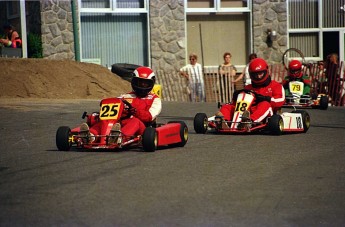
[325,53,340,103]
[218,52,237,102]
[315,61,327,94]
[218,52,237,77]
[232,53,257,87]
[180,53,205,102]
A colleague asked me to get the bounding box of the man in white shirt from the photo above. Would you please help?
[180,53,206,102]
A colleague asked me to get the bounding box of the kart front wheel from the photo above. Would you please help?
[194,113,208,134]
[142,127,157,152]
[292,110,310,133]
[319,95,328,110]
[56,126,72,151]
[268,115,284,135]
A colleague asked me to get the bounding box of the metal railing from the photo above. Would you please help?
[156,63,345,106]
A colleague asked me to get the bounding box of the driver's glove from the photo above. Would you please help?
[128,107,137,116]
[256,94,271,103]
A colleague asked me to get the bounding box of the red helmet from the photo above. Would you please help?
[288,60,303,79]
[248,58,271,87]
[131,66,155,97]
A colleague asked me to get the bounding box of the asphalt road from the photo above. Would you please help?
[1,99,345,226]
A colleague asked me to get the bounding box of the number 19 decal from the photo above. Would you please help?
[100,104,120,120]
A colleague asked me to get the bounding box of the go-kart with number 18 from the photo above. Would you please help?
[56,97,188,152]
[194,89,310,135]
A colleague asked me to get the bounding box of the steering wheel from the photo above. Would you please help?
[235,89,258,96]
[121,99,133,110]
[121,98,137,117]
[282,48,305,70]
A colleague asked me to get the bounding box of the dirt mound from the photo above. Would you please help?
[0,58,131,99]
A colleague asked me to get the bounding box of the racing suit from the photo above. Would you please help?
[219,80,285,123]
[282,74,311,96]
[89,91,162,138]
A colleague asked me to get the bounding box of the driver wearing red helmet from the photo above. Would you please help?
[282,59,311,96]
[217,58,285,130]
[80,66,162,143]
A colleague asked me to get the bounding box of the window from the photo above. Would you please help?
[289,0,318,29]
[322,0,345,28]
[289,33,319,58]
[80,0,149,67]
[186,0,250,13]
[81,0,110,9]
[186,0,251,66]
[7,1,20,19]
[288,0,345,60]
[81,0,146,11]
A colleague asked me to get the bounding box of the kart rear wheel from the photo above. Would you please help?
[268,115,284,135]
[292,110,310,133]
[111,63,141,82]
[194,113,208,134]
[319,95,328,110]
[142,127,157,152]
[168,121,188,147]
[56,126,72,151]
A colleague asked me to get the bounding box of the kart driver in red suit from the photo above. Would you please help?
[218,58,285,125]
[81,66,162,142]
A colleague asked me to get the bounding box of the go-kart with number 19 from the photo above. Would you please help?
[282,48,328,110]
[56,97,188,152]
[194,89,310,135]
[283,81,328,110]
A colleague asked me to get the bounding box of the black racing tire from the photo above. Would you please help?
[194,113,208,134]
[167,121,188,147]
[56,126,72,151]
[142,127,157,152]
[319,95,328,110]
[282,48,305,70]
[111,63,141,82]
[268,115,284,136]
[292,110,311,133]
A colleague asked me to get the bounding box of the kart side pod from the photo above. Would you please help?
[141,121,188,152]
[156,121,188,147]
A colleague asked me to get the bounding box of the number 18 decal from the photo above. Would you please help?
[296,116,302,129]
[235,101,250,112]
[100,104,120,120]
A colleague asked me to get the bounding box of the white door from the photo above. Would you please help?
[340,30,345,63]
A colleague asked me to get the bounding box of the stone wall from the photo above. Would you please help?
[40,0,75,60]
[252,0,287,64]
[149,0,186,73]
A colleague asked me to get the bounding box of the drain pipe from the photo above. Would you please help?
[71,0,80,61]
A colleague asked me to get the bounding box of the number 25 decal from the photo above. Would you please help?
[100,104,120,120]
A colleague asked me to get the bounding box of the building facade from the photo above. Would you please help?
[1,0,344,72]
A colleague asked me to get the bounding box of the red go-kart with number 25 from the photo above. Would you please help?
[194,89,310,135]
[56,97,188,152]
